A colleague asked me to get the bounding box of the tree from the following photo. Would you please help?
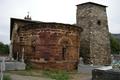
[0,42,9,55]
[110,34,120,54]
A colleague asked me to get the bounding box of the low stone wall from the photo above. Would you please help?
[78,64,102,73]
[92,69,120,80]
[0,62,26,71]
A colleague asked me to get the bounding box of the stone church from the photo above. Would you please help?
[10,2,111,70]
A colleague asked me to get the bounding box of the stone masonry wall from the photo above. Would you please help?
[77,3,111,65]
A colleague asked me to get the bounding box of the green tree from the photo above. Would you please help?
[110,34,120,54]
[0,42,9,55]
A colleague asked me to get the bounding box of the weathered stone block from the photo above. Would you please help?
[92,69,120,80]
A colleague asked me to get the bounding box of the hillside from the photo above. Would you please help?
[112,34,120,41]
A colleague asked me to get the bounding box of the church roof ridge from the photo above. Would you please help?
[10,18,80,28]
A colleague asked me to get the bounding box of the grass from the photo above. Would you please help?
[8,62,70,80]
[8,69,70,80]
[6,69,91,80]
[3,74,11,80]
[7,70,43,77]
[42,69,70,80]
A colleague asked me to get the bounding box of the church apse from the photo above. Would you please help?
[10,18,82,71]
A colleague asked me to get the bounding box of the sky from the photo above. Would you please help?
[0,0,120,44]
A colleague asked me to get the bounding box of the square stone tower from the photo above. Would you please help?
[76,2,111,65]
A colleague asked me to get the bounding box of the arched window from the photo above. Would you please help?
[43,52,50,61]
[62,46,67,60]
[31,34,36,52]
[32,46,35,52]
[61,41,69,60]
[58,37,72,60]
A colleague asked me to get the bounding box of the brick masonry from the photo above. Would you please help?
[10,19,82,70]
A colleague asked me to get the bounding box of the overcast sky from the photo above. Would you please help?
[0,0,120,44]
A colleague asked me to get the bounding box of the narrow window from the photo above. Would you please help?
[97,20,101,25]
[32,46,35,52]
[20,37,23,41]
[44,52,50,61]
[62,46,67,60]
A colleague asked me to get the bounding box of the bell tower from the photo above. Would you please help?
[76,2,111,65]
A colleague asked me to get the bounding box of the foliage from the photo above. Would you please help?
[3,74,11,80]
[110,34,120,54]
[25,59,33,70]
[25,63,33,70]
[112,34,120,41]
[42,69,70,80]
[0,42,9,55]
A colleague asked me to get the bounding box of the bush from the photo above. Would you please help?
[42,69,70,80]
[0,42,9,55]
[3,75,11,80]
[25,59,33,70]
[26,63,33,70]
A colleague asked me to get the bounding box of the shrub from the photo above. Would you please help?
[0,42,9,55]
[3,74,11,80]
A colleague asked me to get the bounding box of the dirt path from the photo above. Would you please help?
[10,74,91,80]
[70,73,92,80]
[10,74,54,80]
[8,72,91,80]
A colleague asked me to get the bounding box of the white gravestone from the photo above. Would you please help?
[0,57,5,80]
[21,48,24,62]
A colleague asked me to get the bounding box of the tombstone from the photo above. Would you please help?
[0,57,5,80]
[9,42,13,61]
[92,69,120,80]
[79,57,84,64]
[21,48,24,62]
